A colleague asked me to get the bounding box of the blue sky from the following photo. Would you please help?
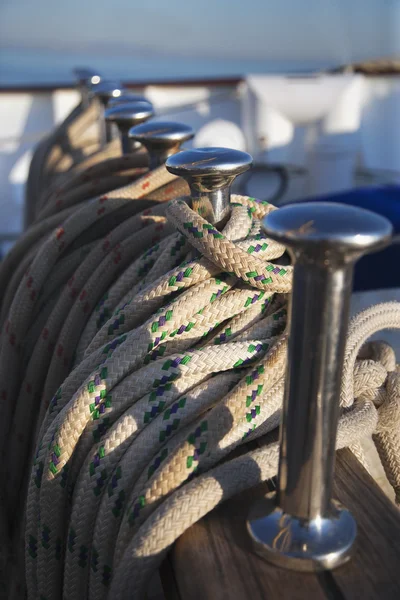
[0,0,398,82]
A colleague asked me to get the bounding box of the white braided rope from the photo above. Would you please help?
[0,143,398,600]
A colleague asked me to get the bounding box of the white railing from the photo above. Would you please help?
[0,75,399,253]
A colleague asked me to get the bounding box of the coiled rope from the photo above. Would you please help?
[25,101,104,226]
[1,112,400,600]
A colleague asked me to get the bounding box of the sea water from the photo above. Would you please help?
[0,47,332,85]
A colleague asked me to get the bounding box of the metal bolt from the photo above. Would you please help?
[166,147,252,226]
[247,201,392,571]
[104,101,155,155]
[91,80,125,146]
[129,121,195,171]
[73,67,102,108]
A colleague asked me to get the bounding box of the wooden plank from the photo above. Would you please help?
[145,571,172,600]
[159,556,182,600]
[331,450,400,600]
[163,449,400,600]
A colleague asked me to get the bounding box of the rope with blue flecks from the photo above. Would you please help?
[0,165,184,469]
[1,160,190,598]
[20,191,292,600]
[20,190,400,600]
[2,149,400,600]
[0,165,188,595]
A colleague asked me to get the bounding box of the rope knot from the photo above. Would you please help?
[167,196,292,293]
[374,371,400,434]
[358,340,396,372]
[353,358,388,403]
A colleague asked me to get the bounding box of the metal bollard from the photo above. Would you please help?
[166,147,252,226]
[90,80,125,146]
[129,121,195,170]
[73,68,102,108]
[107,92,149,108]
[247,201,392,571]
[104,102,154,155]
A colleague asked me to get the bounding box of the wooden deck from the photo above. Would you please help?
[161,448,400,600]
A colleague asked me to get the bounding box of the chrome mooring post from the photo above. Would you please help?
[73,67,102,108]
[166,147,252,226]
[129,121,195,170]
[247,201,392,571]
[91,80,125,147]
[104,101,154,155]
[107,92,149,108]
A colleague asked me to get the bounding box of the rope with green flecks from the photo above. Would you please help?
[2,143,400,600]
[15,191,292,599]
[20,198,400,600]
[0,167,190,523]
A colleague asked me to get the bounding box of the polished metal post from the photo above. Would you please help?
[91,80,125,146]
[129,121,195,170]
[104,101,154,154]
[247,202,392,571]
[107,92,149,108]
[73,67,102,108]
[166,147,252,226]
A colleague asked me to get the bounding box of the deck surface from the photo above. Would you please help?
[162,448,400,600]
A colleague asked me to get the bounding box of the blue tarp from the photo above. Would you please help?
[288,185,400,291]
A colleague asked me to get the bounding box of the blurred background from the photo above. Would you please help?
[1,0,399,83]
[0,0,399,255]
